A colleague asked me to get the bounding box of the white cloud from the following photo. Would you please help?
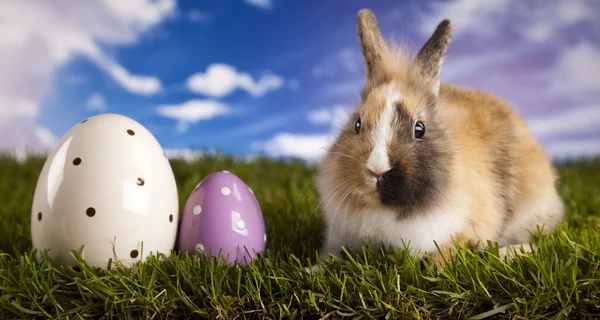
[0,0,175,154]
[307,109,333,125]
[528,105,600,138]
[34,126,58,149]
[102,0,176,29]
[156,99,231,133]
[85,93,107,111]
[0,120,58,159]
[413,0,600,162]
[441,46,532,82]
[418,0,598,42]
[307,105,352,130]
[163,147,257,163]
[415,0,600,98]
[0,99,38,121]
[92,56,162,95]
[244,0,272,9]
[163,148,214,161]
[215,114,293,142]
[186,63,285,98]
[547,42,600,96]
[417,0,511,38]
[544,138,600,160]
[522,1,595,42]
[252,133,333,161]
[252,105,354,162]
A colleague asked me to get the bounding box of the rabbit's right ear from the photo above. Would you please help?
[413,19,453,96]
[357,9,389,90]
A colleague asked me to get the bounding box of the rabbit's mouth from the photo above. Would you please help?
[370,165,424,208]
[363,166,388,190]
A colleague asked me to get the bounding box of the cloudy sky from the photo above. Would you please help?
[1,0,599,162]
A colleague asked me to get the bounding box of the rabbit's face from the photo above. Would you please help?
[322,80,453,212]
[315,9,455,214]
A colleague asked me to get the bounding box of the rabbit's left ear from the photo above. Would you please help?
[357,9,390,90]
[414,20,453,95]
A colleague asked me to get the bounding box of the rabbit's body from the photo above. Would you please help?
[311,9,564,267]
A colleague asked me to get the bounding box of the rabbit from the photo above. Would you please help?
[308,9,565,272]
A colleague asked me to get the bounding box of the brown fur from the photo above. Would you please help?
[312,9,565,267]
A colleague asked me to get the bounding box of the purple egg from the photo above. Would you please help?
[178,171,266,265]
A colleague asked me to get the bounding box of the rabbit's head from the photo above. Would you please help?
[316,9,456,215]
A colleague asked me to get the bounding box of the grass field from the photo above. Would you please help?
[1,153,599,319]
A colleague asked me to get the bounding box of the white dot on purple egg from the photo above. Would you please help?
[221,187,231,196]
[235,218,246,230]
[264,234,267,242]
[193,205,202,215]
[222,170,230,173]
[195,243,204,252]
[249,188,254,195]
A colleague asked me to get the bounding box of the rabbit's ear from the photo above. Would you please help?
[414,19,453,95]
[357,9,389,86]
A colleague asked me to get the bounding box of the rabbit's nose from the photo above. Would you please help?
[367,168,386,182]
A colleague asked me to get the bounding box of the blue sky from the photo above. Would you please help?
[1,0,599,161]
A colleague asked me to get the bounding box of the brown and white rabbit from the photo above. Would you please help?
[309,9,565,270]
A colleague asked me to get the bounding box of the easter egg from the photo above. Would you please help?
[178,171,266,265]
[30,113,179,269]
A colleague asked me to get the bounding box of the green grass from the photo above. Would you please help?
[1,153,599,319]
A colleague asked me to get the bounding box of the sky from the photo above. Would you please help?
[0,0,599,162]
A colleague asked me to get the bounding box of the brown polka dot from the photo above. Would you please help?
[127,129,135,136]
[37,212,42,221]
[169,214,173,223]
[73,157,81,166]
[80,119,88,124]
[130,250,139,258]
[86,207,96,217]
[137,178,145,186]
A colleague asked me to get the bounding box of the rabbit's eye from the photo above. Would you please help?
[414,121,425,140]
[355,119,361,134]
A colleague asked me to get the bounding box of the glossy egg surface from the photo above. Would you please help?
[178,171,266,265]
[31,113,179,269]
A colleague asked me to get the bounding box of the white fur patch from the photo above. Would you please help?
[501,185,564,244]
[320,202,468,258]
[365,84,402,174]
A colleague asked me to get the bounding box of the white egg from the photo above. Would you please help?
[30,113,179,269]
